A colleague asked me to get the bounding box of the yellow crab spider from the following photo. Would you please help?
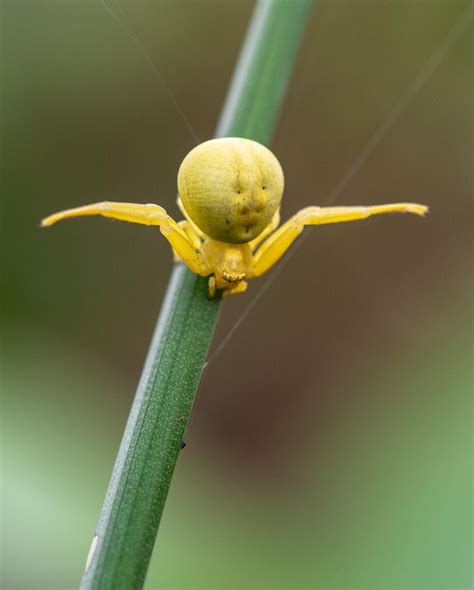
[42,137,428,298]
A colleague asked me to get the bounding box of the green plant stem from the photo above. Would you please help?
[216,0,312,144]
[80,1,312,589]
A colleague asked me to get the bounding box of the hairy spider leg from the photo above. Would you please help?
[249,202,428,278]
[41,201,211,277]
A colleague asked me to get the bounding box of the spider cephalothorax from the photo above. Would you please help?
[42,137,427,297]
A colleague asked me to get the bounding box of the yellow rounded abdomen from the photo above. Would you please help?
[177,137,284,243]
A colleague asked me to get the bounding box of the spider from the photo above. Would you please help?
[42,137,428,297]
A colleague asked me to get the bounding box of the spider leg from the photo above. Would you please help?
[207,277,247,299]
[173,220,203,262]
[208,276,217,299]
[41,201,211,276]
[249,202,428,278]
[178,220,202,250]
[177,196,205,239]
[223,280,248,298]
[248,208,281,252]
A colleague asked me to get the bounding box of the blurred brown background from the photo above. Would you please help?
[2,1,472,589]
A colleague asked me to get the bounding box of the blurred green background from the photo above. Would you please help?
[1,1,472,589]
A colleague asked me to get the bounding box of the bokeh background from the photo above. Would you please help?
[2,1,472,589]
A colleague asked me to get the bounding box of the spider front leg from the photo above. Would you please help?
[249,202,428,277]
[41,201,211,277]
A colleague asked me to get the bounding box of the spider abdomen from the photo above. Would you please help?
[177,137,284,243]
